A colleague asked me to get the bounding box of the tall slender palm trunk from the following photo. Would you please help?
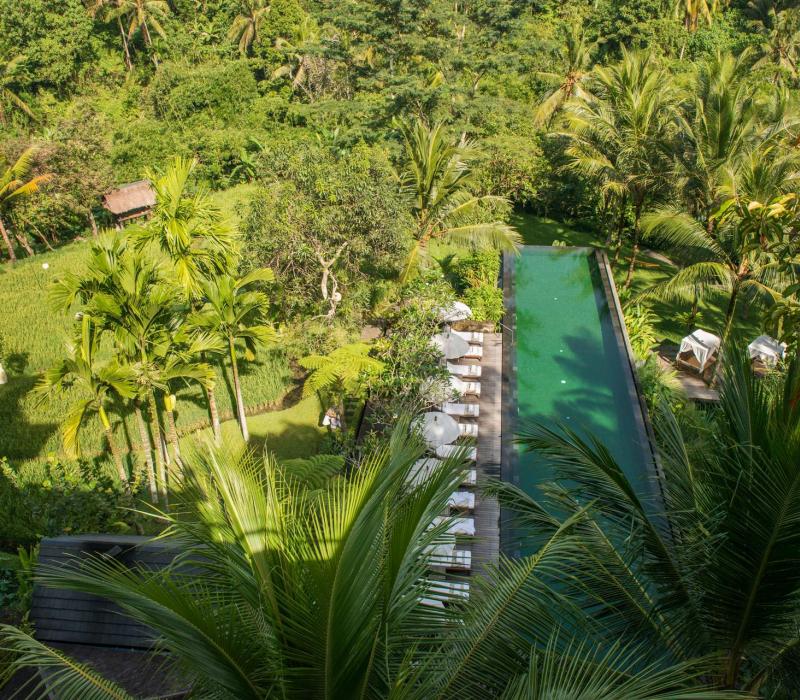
[99,405,130,494]
[135,402,158,503]
[148,390,168,507]
[229,338,249,442]
[624,200,644,289]
[165,406,184,470]
[0,217,16,262]
[117,16,133,70]
[207,385,222,445]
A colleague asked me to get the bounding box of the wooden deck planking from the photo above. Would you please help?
[657,348,720,402]
[473,332,502,574]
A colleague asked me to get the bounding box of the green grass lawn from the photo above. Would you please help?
[181,395,327,461]
[0,182,293,467]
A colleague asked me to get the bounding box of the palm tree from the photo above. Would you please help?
[562,49,679,287]
[35,315,136,492]
[678,51,759,223]
[191,269,277,442]
[496,344,800,694]
[0,427,739,698]
[534,23,596,127]
[398,118,521,282]
[641,151,798,345]
[0,54,35,124]
[0,147,52,262]
[112,0,170,65]
[271,15,321,98]
[674,0,725,32]
[134,156,237,299]
[748,2,800,82]
[88,0,133,71]
[228,0,271,56]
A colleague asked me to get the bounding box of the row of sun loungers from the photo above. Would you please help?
[419,323,483,603]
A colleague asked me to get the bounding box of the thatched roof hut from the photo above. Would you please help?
[102,180,156,225]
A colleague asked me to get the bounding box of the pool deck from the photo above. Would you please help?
[657,345,720,402]
[473,332,502,573]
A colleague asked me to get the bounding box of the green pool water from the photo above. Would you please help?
[512,247,653,503]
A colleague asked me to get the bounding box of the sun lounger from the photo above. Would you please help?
[451,378,480,396]
[410,459,476,487]
[447,362,481,378]
[430,580,470,600]
[431,516,475,536]
[447,491,475,510]
[450,329,484,345]
[419,597,445,608]
[435,445,477,462]
[458,422,478,438]
[464,345,483,359]
[429,549,472,571]
[441,402,480,418]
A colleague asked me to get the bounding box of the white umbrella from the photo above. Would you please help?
[437,301,472,323]
[413,411,460,447]
[430,331,470,359]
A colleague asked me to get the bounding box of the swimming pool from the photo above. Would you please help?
[503,247,658,546]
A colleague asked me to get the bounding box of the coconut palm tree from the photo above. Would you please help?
[674,0,725,32]
[228,0,271,56]
[748,2,800,82]
[112,0,170,65]
[35,315,136,492]
[640,150,799,345]
[0,54,35,124]
[0,147,52,262]
[496,343,800,694]
[88,0,134,71]
[562,49,679,287]
[534,23,596,127]
[271,15,321,97]
[191,269,277,442]
[0,427,741,698]
[398,118,521,282]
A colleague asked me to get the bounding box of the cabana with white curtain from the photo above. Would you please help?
[748,335,786,367]
[677,329,721,375]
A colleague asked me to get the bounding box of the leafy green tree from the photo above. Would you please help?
[35,316,136,491]
[191,269,277,442]
[563,49,678,287]
[0,427,741,698]
[0,147,51,262]
[0,54,34,124]
[227,0,271,55]
[498,345,800,694]
[398,117,521,282]
[88,0,133,70]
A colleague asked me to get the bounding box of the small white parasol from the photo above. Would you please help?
[437,301,473,323]
[430,330,470,359]
[413,411,460,447]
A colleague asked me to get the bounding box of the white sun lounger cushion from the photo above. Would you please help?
[430,580,470,599]
[419,596,445,608]
[447,362,481,378]
[459,423,478,438]
[431,516,475,536]
[441,402,480,418]
[435,445,477,462]
[464,345,483,359]
[450,329,484,345]
[447,491,475,510]
[430,549,472,571]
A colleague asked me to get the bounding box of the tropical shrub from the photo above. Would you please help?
[463,285,504,324]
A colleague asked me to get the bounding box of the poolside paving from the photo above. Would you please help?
[473,332,502,574]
